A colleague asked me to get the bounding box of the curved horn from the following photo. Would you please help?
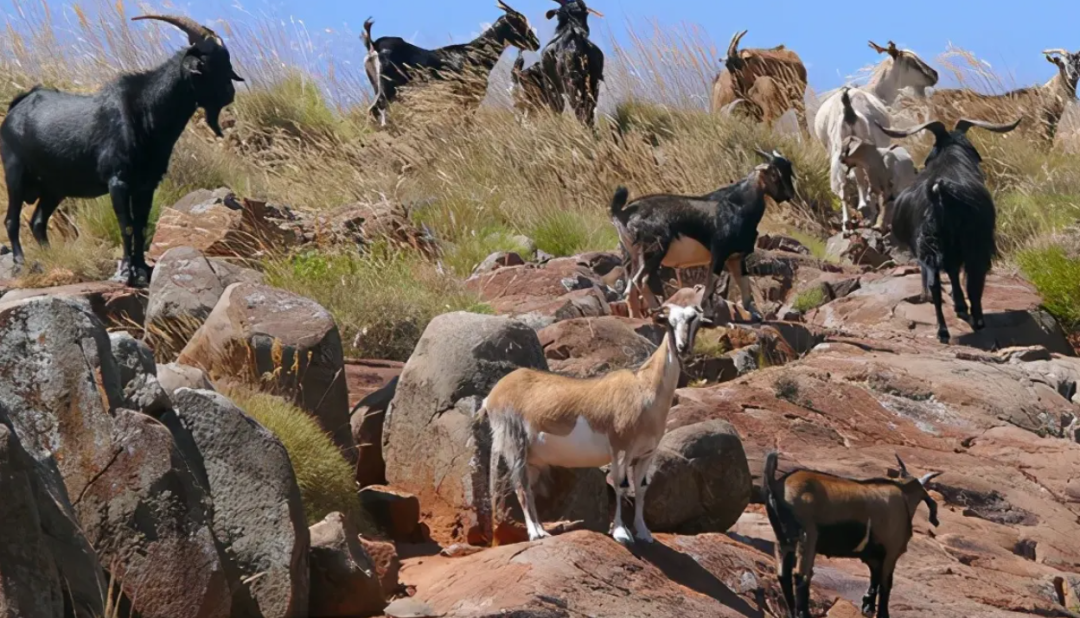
[955,117,1022,134]
[754,148,773,162]
[1043,48,1069,56]
[875,119,949,140]
[868,40,888,54]
[895,454,910,477]
[588,7,604,17]
[727,29,748,59]
[132,14,218,46]
[919,471,943,486]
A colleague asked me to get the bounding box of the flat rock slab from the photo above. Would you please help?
[0,280,147,328]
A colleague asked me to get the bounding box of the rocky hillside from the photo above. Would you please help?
[1,187,1079,618]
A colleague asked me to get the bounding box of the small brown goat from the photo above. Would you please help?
[763,451,942,618]
[709,30,808,132]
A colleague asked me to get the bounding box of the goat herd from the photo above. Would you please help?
[0,2,1076,617]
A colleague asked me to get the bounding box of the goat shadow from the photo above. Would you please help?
[630,539,766,618]
[955,308,1073,355]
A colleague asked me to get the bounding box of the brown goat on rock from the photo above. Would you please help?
[763,452,942,618]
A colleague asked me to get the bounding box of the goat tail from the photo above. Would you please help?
[610,186,630,218]
[764,450,780,495]
[840,87,856,126]
[361,18,375,52]
[486,405,531,545]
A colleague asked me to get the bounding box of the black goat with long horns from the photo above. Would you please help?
[511,0,605,125]
[362,1,540,126]
[876,115,1021,344]
[1,14,243,287]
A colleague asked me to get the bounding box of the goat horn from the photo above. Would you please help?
[868,40,887,54]
[1043,48,1069,56]
[588,7,605,17]
[875,119,949,141]
[727,29,748,59]
[955,117,1022,135]
[754,148,772,162]
[132,14,219,46]
[919,471,943,486]
[895,454,910,476]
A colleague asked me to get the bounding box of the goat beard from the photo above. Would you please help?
[204,106,225,138]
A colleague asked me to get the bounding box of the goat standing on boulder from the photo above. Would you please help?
[877,116,1021,343]
[362,1,540,126]
[611,150,796,320]
[764,451,943,618]
[484,303,711,544]
[1,15,243,288]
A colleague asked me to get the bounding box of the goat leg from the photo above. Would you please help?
[4,179,26,269]
[631,451,656,543]
[610,448,634,544]
[946,266,969,323]
[129,189,155,288]
[966,267,989,331]
[876,557,899,618]
[108,177,136,287]
[862,559,882,616]
[29,194,61,248]
[925,264,950,344]
[777,549,798,618]
[794,528,818,618]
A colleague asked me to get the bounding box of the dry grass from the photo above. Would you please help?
[2,0,1079,342]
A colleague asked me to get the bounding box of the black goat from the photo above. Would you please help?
[876,116,1021,344]
[610,150,796,320]
[511,0,605,125]
[764,452,942,618]
[1,15,243,288]
[362,1,540,126]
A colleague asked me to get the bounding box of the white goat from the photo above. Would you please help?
[814,41,938,229]
[838,136,918,229]
[484,304,710,544]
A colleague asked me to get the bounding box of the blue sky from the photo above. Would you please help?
[191,0,1078,92]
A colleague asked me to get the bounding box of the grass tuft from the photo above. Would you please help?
[791,286,828,313]
[1016,245,1080,330]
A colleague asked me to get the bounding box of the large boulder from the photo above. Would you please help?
[0,418,64,617]
[643,420,752,533]
[172,388,310,618]
[537,316,658,377]
[110,331,171,416]
[465,259,611,321]
[308,512,386,617]
[178,282,356,462]
[382,311,608,544]
[76,409,233,618]
[149,188,302,259]
[0,280,146,328]
[145,246,264,358]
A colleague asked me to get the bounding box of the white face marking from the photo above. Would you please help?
[667,304,703,355]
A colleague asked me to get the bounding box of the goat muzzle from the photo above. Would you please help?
[133,14,222,47]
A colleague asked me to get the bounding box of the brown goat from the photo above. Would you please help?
[910,49,1080,145]
[764,452,942,618]
[710,30,808,132]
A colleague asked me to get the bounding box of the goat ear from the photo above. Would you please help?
[231,70,245,82]
[653,308,670,325]
[919,471,942,486]
[182,53,205,76]
[545,8,558,19]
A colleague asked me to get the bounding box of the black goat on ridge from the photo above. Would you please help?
[876,115,1021,344]
[362,1,540,126]
[511,0,605,125]
[1,14,243,288]
[610,149,796,320]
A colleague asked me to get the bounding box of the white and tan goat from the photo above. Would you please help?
[484,304,710,544]
[838,136,917,229]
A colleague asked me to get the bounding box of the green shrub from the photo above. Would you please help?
[226,388,373,531]
[265,245,490,360]
[791,286,828,313]
[1017,245,1080,330]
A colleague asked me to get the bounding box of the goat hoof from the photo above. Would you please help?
[612,526,634,545]
[973,318,986,331]
[937,331,950,344]
[634,528,656,543]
